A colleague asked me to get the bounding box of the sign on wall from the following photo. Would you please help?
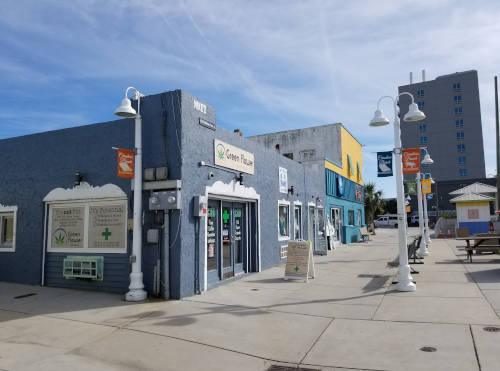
[377,151,393,177]
[117,149,135,179]
[51,207,85,249]
[402,148,421,174]
[88,204,127,249]
[214,139,255,175]
[279,167,288,193]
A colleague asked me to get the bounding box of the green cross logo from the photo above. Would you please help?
[294,265,300,273]
[102,228,112,240]
[223,209,230,224]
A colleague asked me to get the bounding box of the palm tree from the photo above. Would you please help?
[364,182,384,232]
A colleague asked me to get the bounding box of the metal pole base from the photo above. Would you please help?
[396,264,416,292]
[417,245,429,257]
[125,272,147,302]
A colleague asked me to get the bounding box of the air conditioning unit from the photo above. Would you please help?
[63,256,104,281]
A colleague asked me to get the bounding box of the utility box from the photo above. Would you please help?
[193,195,208,217]
[149,190,181,210]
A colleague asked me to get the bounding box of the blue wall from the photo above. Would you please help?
[325,169,365,243]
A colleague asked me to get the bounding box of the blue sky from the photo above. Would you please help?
[0,0,498,197]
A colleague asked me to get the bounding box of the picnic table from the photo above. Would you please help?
[456,235,500,263]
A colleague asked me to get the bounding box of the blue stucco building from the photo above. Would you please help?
[0,89,328,299]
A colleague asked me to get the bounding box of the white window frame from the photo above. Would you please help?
[293,201,303,240]
[280,244,288,259]
[0,205,17,252]
[47,199,128,254]
[278,200,291,241]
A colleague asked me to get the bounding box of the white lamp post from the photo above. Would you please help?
[370,93,425,292]
[417,149,433,256]
[422,173,434,246]
[114,87,147,302]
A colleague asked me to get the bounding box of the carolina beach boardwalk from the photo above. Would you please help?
[1,228,500,371]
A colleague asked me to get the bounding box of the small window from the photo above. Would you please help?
[300,149,316,161]
[0,208,16,252]
[453,82,462,92]
[455,119,464,129]
[347,154,353,176]
[348,210,355,226]
[454,106,463,115]
[419,124,426,132]
[457,156,466,165]
[454,95,462,104]
[356,162,361,182]
[278,202,290,240]
[280,245,288,259]
[416,89,425,97]
[293,204,302,239]
[419,136,428,145]
[456,131,465,141]
[283,153,293,160]
[457,143,466,153]
[468,209,479,219]
[417,101,425,109]
[459,168,468,177]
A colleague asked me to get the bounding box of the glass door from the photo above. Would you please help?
[331,207,342,242]
[206,200,220,285]
[221,202,247,279]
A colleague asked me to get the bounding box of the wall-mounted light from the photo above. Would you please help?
[288,186,295,195]
[74,170,83,186]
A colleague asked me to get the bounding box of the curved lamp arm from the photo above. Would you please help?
[124,86,144,115]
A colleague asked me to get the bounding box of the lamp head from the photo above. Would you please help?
[422,152,434,165]
[369,109,390,127]
[114,97,137,118]
[403,103,426,122]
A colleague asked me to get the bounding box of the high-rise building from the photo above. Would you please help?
[399,70,486,181]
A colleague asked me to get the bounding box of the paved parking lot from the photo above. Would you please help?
[1,228,500,370]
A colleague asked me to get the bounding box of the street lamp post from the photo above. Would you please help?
[114,87,147,302]
[370,93,426,292]
[417,149,433,257]
[422,174,435,246]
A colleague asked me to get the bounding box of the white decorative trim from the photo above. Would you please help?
[203,180,261,292]
[43,182,127,202]
[205,180,259,200]
[0,205,18,213]
[293,200,303,206]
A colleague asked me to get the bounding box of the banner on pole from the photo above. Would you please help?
[421,178,432,194]
[405,181,417,195]
[402,148,421,174]
[117,148,135,179]
[377,151,393,177]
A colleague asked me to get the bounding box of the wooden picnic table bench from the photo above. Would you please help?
[456,235,500,263]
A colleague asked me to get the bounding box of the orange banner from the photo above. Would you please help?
[402,148,421,174]
[117,149,135,179]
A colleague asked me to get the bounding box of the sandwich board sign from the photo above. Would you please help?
[284,240,315,282]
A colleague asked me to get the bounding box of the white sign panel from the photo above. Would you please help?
[88,204,127,249]
[284,240,315,281]
[214,139,255,175]
[50,207,85,249]
[279,167,288,194]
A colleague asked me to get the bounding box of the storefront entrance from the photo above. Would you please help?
[331,207,342,243]
[207,199,256,287]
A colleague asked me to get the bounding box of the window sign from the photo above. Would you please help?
[48,201,127,253]
[207,206,217,271]
[279,167,288,194]
[88,204,126,249]
[294,204,302,239]
[50,207,85,249]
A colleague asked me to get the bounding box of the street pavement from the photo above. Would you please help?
[1,228,500,370]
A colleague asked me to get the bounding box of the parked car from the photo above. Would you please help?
[374,214,399,228]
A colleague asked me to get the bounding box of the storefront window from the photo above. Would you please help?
[294,204,302,239]
[356,209,362,226]
[278,202,290,240]
[348,210,355,226]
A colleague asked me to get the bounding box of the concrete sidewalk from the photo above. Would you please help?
[1,228,500,370]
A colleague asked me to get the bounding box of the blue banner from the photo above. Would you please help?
[377,151,393,177]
